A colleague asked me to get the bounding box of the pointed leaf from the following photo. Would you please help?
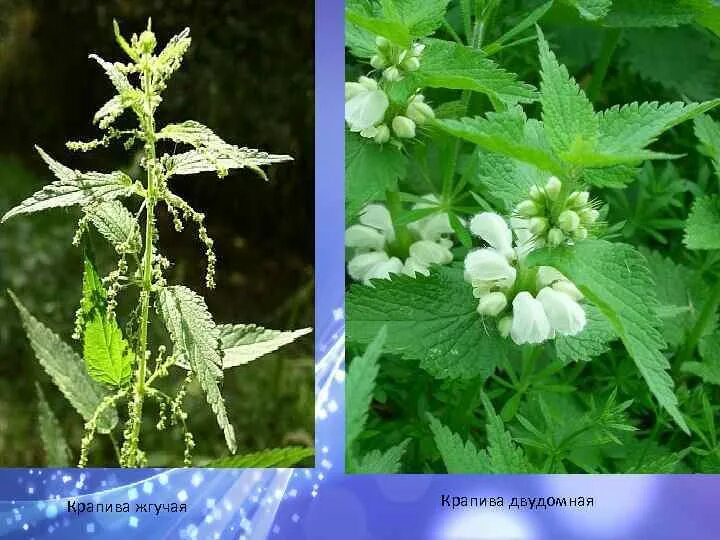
[347,327,386,447]
[685,195,720,250]
[350,440,410,473]
[218,324,312,368]
[204,446,313,468]
[157,286,236,453]
[428,414,490,473]
[36,384,72,467]
[87,201,141,254]
[555,304,617,364]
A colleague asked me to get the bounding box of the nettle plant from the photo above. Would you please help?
[345,0,720,473]
[3,21,312,468]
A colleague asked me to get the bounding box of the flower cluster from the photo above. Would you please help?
[463,212,586,345]
[371,37,425,82]
[345,78,434,144]
[346,196,454,285]
[513,176,600,248]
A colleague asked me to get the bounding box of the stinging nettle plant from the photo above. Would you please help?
[3,20,312,468]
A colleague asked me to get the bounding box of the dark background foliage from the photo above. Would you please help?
[0,0,314,466]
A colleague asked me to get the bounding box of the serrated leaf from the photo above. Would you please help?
[417,38,537,105]
[538,26,598,158]
[481,393,533,473]
[527,240,689,433]
[694,114,720,166]
[437,108,563,175]
[87,201,141,254]
[159,122,292,180]
[217,324,312,368]
[157,286,236,453]
[93,95,127,127]
[81,256,133,387]
[89,54,134,95]
[597,100,720,156]
[204,446,313,468]
[583,165,639,188]
[346,10,413,48]
[393,0,451,37]
[347,327,386,447]
[156,27,192,80]
[10,291,118,433]
[346,133,407,220]
[350,439,410,473]
[428,414,489,473]
[566,0,613,20]
[604,0,697,28]
[685,195,720,250]
[347,266,507,380]
[555,304,617,363]
[2,147,133,223]
[36,384,72,467]
[682,334,720,384]
[700,333,720,361]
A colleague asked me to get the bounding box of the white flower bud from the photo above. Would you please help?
[139,30,157,54]
[411,42,425,56]
[383,66,403,81]
[558,210,580,232]
[464,248,517,286]
[574,227,588,240]
[358,76,378,90]
[579,208,599,224]
[477,291,508,317]
[402,56,421,72]
[375,36,391,50]
[537,287,586,336]
[552,280,584,301]
[469,212,514,259]
[498,316,512,338]
[392,115,416,138]
[345,82,367,101]
[529,185,543,201]
[529,217,548,235]
[567,191,589,208]
[370,54,387,69]
[545,176,562,200]
[547,227,564,247]
[406,99,435,125]
[516,200,540,218]
[373,124,390,144]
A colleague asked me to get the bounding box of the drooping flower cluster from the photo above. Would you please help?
[513,176,600,248]
[371,37,425,82]
[346,196,455,285]
[463,212,586,345]
[345,80,434,144]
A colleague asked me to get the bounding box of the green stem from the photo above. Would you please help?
[678,277,720,364]
[386,189,413,257]
[587,29,621,103]
[126,56,158,467]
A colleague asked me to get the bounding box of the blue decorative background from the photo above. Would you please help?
[0,1,719,538]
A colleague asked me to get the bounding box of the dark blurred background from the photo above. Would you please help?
[0,0,314,466]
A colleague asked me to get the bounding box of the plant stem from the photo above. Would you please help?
[678,277,720,365]
[126,56,158,467]
[386,188,413,257]
[587,29,621,103]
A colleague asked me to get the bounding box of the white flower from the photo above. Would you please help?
[392,115,416,138]
[407,194,454,242]
[477,291,508,317]
[537,287,586,336]
[536,266,583,301]
[345,78,389,133]
[510,292,553,345]
[406,95,434,125]
[363,255,404,284]
[469,212,514,259]
[464,248,517,288]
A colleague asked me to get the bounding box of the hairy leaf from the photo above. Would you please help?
[347,327,386,446]
[527,240,689,433]
[538,26,598,157]
[566,0,613,20]
[204,446,314,468]
[685,195,720,250]
[428,414,489,473]
[157,286,236,453]
[350,440,410,473]
[481,393,533,473]
[10,291,118,433]
[417,38,536,104]
[346,133,407,220]
[604,0,698,28]
[2,147,133,223]
[89,54,134,95]
[347,266,507,380]
[87,201,141,254]
[36,384,72,467]
[583,165,639,188]
[555,304,617,363]
[216,324,312,368]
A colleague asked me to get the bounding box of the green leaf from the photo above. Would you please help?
[350,440,410,473]
[700,333,720,361]
[427,414,489,473]
[437,108,563,175]
[159,121,292,180]
[36,384,72,467]
[347,327,386,447]
[566,0,613,20]
[156,27,192,81]
[345,10,412,48]
[157,286,236,453]
[682,333,720,384]
[393,0,451,37]
[583,165,639,188]
[527,240,689,433]
[481,393,533,473]
[204,446,314,468]
[555,304,617,363]
[217,324,312,368]
[685,195,720,250]
[597,100,720,156]
[10,291,118,433]
[485,2,553,53]
[604,0,697,28]
[347,266,507,380]
[694,114,720,166]
[417,38,537,104]
[537,26,598,158]
[346,133,407,219]
[89,54,135,95]
[1,147,133,223]
[87,201,141,254]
